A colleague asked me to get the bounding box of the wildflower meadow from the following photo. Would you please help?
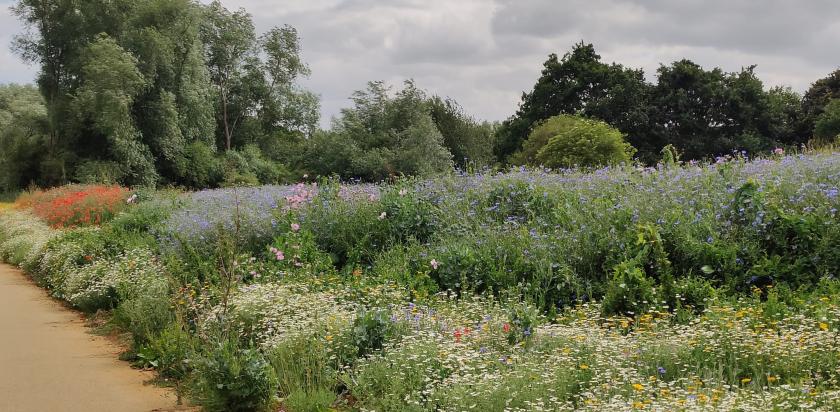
[1,152,840,411]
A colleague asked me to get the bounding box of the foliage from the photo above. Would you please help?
[192,338,278,412]
[10,0,316,189]
[497,42,816,165]
[427,96,495,168]
[496,42,649,163]
[3,152,840,411]
[0,84,49,191]
[301,81,454,181]
[533,116,635,168]
[814,99,840,142]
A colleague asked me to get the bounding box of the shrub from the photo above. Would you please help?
[267,336,337,409]
[510,114,588,165]
[601,260,656,317]
[137,324,196,380]
[114,285,174,347]
[534,115,636,168]
[192,339,278,412]
[176,141,223,189]
[73,160,126,185]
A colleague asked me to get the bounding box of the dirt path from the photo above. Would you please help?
[0,263,189,412]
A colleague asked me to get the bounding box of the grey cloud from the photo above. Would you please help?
[2,0,838,127]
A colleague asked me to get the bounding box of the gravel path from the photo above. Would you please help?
[0,263,188,412]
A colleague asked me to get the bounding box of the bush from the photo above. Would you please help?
[177,141,223,189]
[137,324,196,380]
[533,115,635,168]
[73,160,126,185]
[192,339,278,412]
[268,336,337,408]
[601,260,656,317]
[510,115,588,165]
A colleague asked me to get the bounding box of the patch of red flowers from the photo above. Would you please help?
[18,184,131,228]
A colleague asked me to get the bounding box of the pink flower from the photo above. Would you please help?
[291,223,300,232]
[430,259,439,270]
[773,147,785,155]
[270,247,284,261]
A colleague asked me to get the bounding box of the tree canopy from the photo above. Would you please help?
[4,4,838,190]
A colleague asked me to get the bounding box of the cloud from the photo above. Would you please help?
[2,0,838,127]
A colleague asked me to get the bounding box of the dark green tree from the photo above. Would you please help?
[427,96,495,169]
[303,81,453,181]
[495,43,651,162]
[765,86,805,145]
[802,69,840,141]
[200,0,256,151]
[0,84,50,191]
[814,99,840,142]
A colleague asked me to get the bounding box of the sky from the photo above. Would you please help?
[2,0,839,127]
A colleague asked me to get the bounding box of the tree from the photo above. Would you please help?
[529,115,635,169]
[200,0,256,151]
[428,96,495,168]
[72,34,157,186]
[257,26,319,138]
[802,69,840,137]
[814,99,840,142]
[305,81,454,181]
[0,84,49,191]
[495,43,651,162]
[765,86,805,145]
[123,0,216,182]
[10,0,317,188]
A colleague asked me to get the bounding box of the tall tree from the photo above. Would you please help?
[495,43,651,162]
[428,96,495,168]
[258,26,319,138]
[199,0,256,151]
[802,69,840,140]
[0,84,49,190]
[72,34,157,186]
[765,86,805,145]
[304,81,453,181]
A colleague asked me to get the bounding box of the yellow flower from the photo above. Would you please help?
[579,364,589,370]
[633,401,645,409]
[325,335,333,342]
[767,375,778,383]
[632,383,644,391]
[819,322,829,331]
[740,377,751,385]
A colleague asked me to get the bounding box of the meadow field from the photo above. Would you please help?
[1,152,840,411]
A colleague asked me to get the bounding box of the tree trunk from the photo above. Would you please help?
[221,85,231,151]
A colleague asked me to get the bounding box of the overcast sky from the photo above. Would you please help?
[2,0,839,127]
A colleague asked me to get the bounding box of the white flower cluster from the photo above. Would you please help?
[63,248,167,310]
[0,211,57,269]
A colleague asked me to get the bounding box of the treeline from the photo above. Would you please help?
[1,1,840,191]
[497,43,840,165]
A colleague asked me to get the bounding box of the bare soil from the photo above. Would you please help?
[0,263,190,412]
